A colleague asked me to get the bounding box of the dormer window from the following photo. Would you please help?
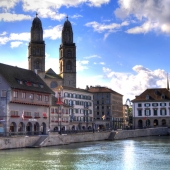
[146,95,149,100]
[161,94,165,99]
[154,90,158,95]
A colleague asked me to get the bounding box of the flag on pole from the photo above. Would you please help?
[102,115,105,120]
[22,110,25,120]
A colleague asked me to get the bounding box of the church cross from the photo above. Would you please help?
[66,15,68,20]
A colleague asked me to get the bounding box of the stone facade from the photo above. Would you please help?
[87,86,123,129]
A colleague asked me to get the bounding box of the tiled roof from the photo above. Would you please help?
[45,68,62,79]
[0,63,54,94]
[62,86,92,93]
[132,88,170,102]
[88,86,123,96]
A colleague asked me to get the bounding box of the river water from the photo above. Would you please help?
[0,136,170,170]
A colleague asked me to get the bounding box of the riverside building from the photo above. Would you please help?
[132,88,170,128]
[87,86,123,130]
[0,63,53,135]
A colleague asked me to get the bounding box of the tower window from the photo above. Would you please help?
[66,60,72,70]
[67,50,72,57]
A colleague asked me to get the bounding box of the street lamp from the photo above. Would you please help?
[56,86,63,135]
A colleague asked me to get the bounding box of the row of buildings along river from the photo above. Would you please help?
[0,14,169,136]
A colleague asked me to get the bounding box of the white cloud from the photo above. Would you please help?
[100,62,105,65]
[0,13,32,22]
[0,24,62,45]
[0,31,7,36]
[115,0,170,34]
[102,65,167,103]
[44,25,62,40]
[10,41,23,48]
[77,60,89,71]
[85,21,129,33]
[9,32,30,41]
[87,0,110,7]
[71,14,83,19]
[46,57,59,73]
[20,0,110,20]
[84,54,101,59]
[0,0,19,11]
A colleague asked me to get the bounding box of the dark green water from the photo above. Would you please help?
[0,136,170,170]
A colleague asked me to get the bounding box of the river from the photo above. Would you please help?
[0,136,170,170]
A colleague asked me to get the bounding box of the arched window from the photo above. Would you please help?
[34,60,41,70]
[60,62,62,72]
[66,60,72,70]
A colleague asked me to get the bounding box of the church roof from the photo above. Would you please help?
[32,14,42,28]
[45,68,62,79]
[63,18,72,28]
[0,63,54,94]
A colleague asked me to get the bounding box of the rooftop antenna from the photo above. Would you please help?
[36,12,38,17]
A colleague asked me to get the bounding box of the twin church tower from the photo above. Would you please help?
[28,14,76,88]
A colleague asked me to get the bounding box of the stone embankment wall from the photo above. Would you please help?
[41,131,110,147]
[0,136,39,150]
[113,127,168,140]
[0,127,168,150]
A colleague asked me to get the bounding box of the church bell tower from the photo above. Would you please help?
[28,13,45,72]
[59,17,76,88]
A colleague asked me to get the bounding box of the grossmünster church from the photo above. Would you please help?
[28,14,76,89]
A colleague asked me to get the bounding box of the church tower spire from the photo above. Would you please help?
[28,13,45,72]
[59,16,76,88]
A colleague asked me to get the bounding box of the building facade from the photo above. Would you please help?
[87,86,123,130]
[0,63,53,135]
[54,86,94,130]
[132,88,170,128]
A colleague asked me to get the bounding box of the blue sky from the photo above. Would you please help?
[0,0,170,103]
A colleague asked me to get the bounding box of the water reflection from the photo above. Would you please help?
[0,136,170,170]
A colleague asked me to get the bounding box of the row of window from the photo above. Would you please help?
[94,93,110,99]
[138,103,167,107]
[51,117,69,122]
[71,116,93,122]
[138,109,167,116]
[1,90,49,102]
[64,100,92,106]
[69,109,92,114]
[95,100,110,104]
[51,108,69,114]
[96,106,111,110]
[10,111,46,118]
[64,93,92,100]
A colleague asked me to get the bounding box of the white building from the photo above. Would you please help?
[55,86,94,130]
[132,88,170,128]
